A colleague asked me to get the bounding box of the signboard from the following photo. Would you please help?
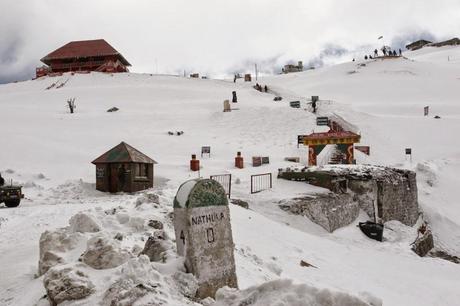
[424,106,429,116]
[405,148,412,155]
[96,167,105,178]
[297,135,307,147]
[261,156,270,164]
[173,179,238,298]
[252,156,262,167]
[302,131,361,146]
[316,116,329,126]
[201,146,211,157]
[355,146,370,155]
[289,101,300,108]
[311,96,319,103]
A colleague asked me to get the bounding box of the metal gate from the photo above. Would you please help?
[251,173,272,194]
[210,174,232,198]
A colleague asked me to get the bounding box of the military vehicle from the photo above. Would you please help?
[0,182,24,207]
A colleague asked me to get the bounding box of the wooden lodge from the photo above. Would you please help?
[92,142,157,193]
[37,39,131,78]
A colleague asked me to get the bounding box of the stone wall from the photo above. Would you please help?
[278,165,419,232]
[280,193,358,232]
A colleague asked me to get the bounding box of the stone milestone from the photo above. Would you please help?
[173,179,238,299]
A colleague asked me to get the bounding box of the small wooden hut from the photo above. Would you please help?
[92,142,157,193]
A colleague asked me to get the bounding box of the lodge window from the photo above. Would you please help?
[135,163,149,179]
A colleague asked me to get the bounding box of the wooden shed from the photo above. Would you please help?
[92,142,157,193]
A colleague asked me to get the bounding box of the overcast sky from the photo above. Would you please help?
[1,0,459,83]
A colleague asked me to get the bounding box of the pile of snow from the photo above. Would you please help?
[214,279,381,306]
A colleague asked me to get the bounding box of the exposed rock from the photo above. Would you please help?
[412,230,434,257]
[300,260,318,268]
[173,271,199,298]
[429,250,460,264]
[148,219,164,230]
[38,229,83,276]
[107,107,119,112]
[135,193,160,207]
[81,234,131,269]
[44,266,95,306]
[280,193,358,232]
[102,256,162,306]
[114,232,124,241]
[69,213,101,233]
[139,230,168,262]
[231,199,249,209]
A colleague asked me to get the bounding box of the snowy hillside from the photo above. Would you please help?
[1,46,460,306]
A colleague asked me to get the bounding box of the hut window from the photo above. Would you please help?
[135,163,148,178]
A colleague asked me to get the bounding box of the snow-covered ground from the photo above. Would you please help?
[1,45,460,305]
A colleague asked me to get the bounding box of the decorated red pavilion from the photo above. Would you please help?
[36,39,131,78]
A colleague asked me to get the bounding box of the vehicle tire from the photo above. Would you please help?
[4,199,20,207]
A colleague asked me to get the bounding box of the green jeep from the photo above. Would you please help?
[0,184,24,207]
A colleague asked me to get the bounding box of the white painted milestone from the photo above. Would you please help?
[173,179,238,299]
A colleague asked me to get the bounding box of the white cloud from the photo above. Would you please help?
[0,0,459,82]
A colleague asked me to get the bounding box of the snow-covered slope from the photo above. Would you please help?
[1,46,460,306]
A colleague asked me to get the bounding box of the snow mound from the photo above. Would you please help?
[214,279,381,306]
[69,212,101,233]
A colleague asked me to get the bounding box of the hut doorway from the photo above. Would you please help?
[108,165,119,193]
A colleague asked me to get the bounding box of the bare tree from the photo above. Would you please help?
[67,98,76,114]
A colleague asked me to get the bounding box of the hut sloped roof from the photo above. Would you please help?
[92,142,157,164]
[41,39,131,66]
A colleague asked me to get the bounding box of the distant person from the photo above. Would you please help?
[374,49,378,57]
[352,58,355,62]
[264,85,268,92]
[233,75,236,83]
[369,55,373,59]
[0,172,4,186]
[382,47,387,56]
[312,100,317,113]
[232,91,237,102]
[393,50,397,56]
[364,55,368,60]
[399,48,402,56]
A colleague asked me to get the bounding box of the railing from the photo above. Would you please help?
[210,174,232,198]
[50,60,107,70]
[251,173,272,194]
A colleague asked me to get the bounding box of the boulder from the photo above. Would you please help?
[102,256,162,306]
[44,266,95,306]
[148,219,164,230]
[69,213,101,233]
[38,229,82,276]
[231,199,249,209]
[173,271,199,298]
[139,230,168,262]
[135,193,160,207]
[412,230,434,257]
[81,234,131,269]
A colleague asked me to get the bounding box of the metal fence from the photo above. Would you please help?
[251,173,272,194]
[210,174,232,198]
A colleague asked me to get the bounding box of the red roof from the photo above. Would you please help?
[41,39,131,66]
[92,142,157,164]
